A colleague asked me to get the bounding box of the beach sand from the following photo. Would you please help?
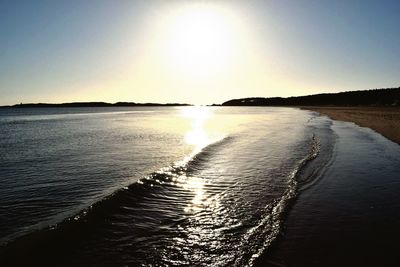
[302,106,400,144]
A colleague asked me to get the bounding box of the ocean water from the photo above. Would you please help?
[0,106,347,265]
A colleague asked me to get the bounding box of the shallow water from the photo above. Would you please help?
[258,118,400,267]
[0,106,339,265]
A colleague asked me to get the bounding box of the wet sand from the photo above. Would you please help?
[255,113,400,267]
[302,106,400,144]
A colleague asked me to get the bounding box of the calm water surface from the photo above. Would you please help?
[1,106,397,266]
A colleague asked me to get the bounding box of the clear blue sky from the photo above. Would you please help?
[1,0,399,105]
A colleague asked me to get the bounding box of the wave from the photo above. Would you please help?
[244,115,337,266]
[240,134,323,267]
[0,127,336,266]
[0,136,234,246]
[298,129,337,191]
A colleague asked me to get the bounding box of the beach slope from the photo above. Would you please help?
[302,107,400,144]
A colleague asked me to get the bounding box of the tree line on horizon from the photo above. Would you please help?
[5,102,191,108]
[2,87,399,108]
[222,87,400,106]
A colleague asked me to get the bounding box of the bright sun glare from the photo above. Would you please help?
[182,106,212,149]
[166,6,235,77]
[132,4,258,104]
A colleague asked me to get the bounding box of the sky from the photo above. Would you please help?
[0,0,399,105]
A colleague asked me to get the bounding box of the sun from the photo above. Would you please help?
[165,6,236,77]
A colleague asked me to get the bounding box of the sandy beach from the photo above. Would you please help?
[302,106,400,144]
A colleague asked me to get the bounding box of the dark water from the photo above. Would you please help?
[257,118,400,267]
[0,106,398,266]
[0,107,194,243]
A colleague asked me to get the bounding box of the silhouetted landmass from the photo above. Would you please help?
[2,102,191,108]
[222,88,400,106]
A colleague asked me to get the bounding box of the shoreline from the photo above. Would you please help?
[300,106,400,144]
[255,110,400,266]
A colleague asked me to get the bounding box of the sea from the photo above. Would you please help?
[0,106,399,266]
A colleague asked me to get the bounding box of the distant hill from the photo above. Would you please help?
[3,102,191,108]
[222,88,400,106]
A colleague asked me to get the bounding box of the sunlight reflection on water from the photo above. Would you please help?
[178,106,217,213]
[1,106,333,266]
[181,106,213,150]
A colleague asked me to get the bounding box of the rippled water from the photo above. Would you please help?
[259,117,400,267]
[0,106,334,266]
